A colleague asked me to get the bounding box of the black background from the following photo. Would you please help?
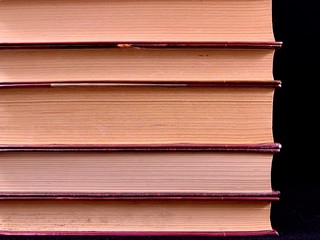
[270,0,320,238]
[1,0,320,239]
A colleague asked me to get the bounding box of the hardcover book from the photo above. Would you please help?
[0,0,275,44]
[0,82,281,146]
[0,196,279,236]
[0,145,281,196]
[0,45,281,84]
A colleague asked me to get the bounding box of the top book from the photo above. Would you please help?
[0,0,275,44]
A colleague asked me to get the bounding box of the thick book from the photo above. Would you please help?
[0,195,279,236]
[0,0,275,44]
[0,82,281,146]
[0,145,281,196]
[0,45,280,84]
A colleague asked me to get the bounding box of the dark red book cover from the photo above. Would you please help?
[0,41,283,50]
[0,142,282,152]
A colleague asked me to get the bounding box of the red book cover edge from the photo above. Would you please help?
[0,191,280,200]
[0,80,282,88]
[0,41,283,49]
[0,143,282,152]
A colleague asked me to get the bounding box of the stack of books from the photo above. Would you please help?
[0,0,282,237]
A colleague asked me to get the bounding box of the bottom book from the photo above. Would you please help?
[0,197,279,237]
